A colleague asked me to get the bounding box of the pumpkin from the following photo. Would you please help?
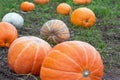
[0,22,18,47]
[73,0,91,4]
[20,1,35,12]
[57,3,72,15]
[40,19,70,43]
[8,36,52,75]
[2,12,24,28]
[40,41,104,80]
[70,7,96,28]
[34,0,49,5]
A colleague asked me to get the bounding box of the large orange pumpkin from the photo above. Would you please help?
[34,0,49,5]
[40,41,104,80]
[8,36,52,75]
[57,3,72,15]
[20,1,35,12]
[73,0,91,4]
[40,19,70,43]
[71,7,96,28]
[0,22,18,47]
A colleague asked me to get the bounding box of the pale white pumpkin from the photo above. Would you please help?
[2,12,24,28]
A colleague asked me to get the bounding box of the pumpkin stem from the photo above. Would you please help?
[85,19,89,23]
[4,40,10,47]
[83,70,90,77]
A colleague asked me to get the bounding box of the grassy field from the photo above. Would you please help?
[0,0,120,80]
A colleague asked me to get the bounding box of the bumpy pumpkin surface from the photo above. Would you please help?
[40,19,70,43]
[20,1,35,12]
[57,3,72,15]
[0,22,18,47]
[40,41,104,80]
[2,12,24,28]
[8,36,51,75]
[71,7,96,28]
[73,0,91,4]
[34,0,49,5]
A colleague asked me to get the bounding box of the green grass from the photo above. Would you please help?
[0,0,120,79]
[0,0,120,58]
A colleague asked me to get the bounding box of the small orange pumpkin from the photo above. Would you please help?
[34,0,49,5]
[8,36,52,75]
[0,22,18,47]
[71,7,96,28]
[20,1,35,12]
[73,0,91,4]
[40,41,104,80]
[57,3,72,15]
[40,19,70,43]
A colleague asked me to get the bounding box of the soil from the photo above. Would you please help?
[0,21,120,80]
[99,25,120,80]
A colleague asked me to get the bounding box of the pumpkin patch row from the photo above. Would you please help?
[0,22,104,79]
[20,0,92,12]
[0,23,104,80]
[19,0,96,28]
[20,0,50,12]
[0,0,104,80]
[7,36,104,80]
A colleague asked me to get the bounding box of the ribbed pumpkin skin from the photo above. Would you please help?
[8,36,51,75]
[40,20,70,43]
[20,1,35,12]
[57,3,72,15]
[40,41,104,80]
[73,0,91,4]
[34,0,49,5]
[71,7,96,28]
[0,22,18,47]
